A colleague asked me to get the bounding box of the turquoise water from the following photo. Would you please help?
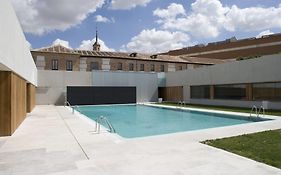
[78,105,262,138]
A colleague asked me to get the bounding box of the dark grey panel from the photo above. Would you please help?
[67,86,136,105]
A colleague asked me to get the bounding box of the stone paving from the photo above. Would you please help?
[0,105,281,175]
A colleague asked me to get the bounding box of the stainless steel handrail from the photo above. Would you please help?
[64,101,74,114]
[258,106,265,118]
[250,105,258,118]
[94,116,116,133]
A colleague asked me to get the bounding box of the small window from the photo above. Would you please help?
[52,59,58,70]
[117,62,122,70]
[160,65,165,72]
[140,64,144,71]
[129,63,134,71]
[178,66,182,70]
[150,64,155,72]
[66,60,73,71]
[91,62,99,70]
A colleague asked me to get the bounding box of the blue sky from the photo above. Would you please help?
[11,0,281,53]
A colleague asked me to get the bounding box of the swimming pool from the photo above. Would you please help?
[78,104,267,138]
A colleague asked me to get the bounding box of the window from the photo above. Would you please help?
[253,82,281,101]
[214,84,246,100]
[150,64,155,72]
[91,62,99,70]
[140,64,144,71]
[52,59,58,70]
[129,63,134,71]
[66,60,73,71]
[160,65,165,72]
[117,62,122,70]
[178,66,182,70]
[191,86,210,99]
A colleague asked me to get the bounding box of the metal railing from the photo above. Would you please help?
[64,101,75,114]
[94,116,116,133]
[177,101,186,108]
[250,105,265,118]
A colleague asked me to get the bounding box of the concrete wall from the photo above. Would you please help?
[36,70,92,105]
[165,54,281,109]
[166,54,281,86]
[92,71,158,102]
[0,0,37,86]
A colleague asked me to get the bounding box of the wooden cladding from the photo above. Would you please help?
[0,72,34,136]
[159,86,183,102]
[26,83,36,113]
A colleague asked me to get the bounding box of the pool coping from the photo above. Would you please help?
[68,103,281,142]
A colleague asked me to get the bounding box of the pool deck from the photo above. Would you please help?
[0,105,281,175]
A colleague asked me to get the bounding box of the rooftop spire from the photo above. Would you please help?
[93,26,100,52]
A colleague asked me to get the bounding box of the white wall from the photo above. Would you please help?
[92,71,158,102]
[166,54,281,86]
[0,0,37,85]
[36,70,92,105]
[165,54,281,109]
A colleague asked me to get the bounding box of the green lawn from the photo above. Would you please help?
[202,130,281,169]
[156,102,281,116]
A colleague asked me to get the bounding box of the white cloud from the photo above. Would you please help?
[52,39,72,48]
[95,15,110,23]
[154,0,281,39]
[256,30,274,38]
[153,3,185,19]
[11,0,105,35]
[110,0,151,10]
[77,38,115,52]
[123,29,190,53]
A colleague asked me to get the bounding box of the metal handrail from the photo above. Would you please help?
[250,105,258,118]
[258,106,265,118]
[94,116,116,133]
[64,101,74,114]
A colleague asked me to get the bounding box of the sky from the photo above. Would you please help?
[11,0,281,53]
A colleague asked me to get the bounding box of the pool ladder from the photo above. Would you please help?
[250,105,265,118]
[94,116,116,133]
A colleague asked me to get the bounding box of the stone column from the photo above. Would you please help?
[79,57,87,71]
[36,56,45,70]
[168,63,176,72]
[102,58,110,71]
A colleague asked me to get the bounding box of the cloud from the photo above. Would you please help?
[256,30,274,38]
[26,40,32,50]
[110,0,152,10]
[11,0,105,35]
[123,29,190,53]
[52,39,72,48]
[95,15,111,23]
[77,38,115,52]
[153,3,186,19]
[154,0,281,39]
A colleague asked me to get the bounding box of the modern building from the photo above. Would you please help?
[164,33,281,60]
[0,0,37,136]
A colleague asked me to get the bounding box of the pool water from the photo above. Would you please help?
[78,105,264,138]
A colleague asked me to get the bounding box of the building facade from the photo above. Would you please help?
[164,33,281,60]
[31,45,225,73]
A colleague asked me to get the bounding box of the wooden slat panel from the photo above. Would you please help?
[0,72,12,136]
[27,83,36,113]
[159,86,183,102]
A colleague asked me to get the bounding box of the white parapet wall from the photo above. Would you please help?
[0,0,37,85]
[165,54,281,109]
[36,70,92,105]
[92,71,158,102]
[166,54,281,86]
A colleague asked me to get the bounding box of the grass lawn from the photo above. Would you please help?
[156,102,281,116]
[202,130,281,169]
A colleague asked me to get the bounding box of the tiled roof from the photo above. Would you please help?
[32,45,226,65]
